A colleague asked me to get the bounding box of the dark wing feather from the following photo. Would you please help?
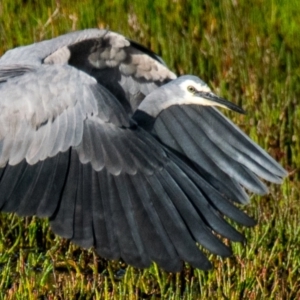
[0,65,34,82]
[44,31,177,114]
[145,171,212,270]
[114,174,151,268]
[167,151,255,227]
[11,160,47,216]
[50,150,79,239]
[0,161,27,210]
[1,110,257,271]
[0,29,287,272]
[95,167,120,260]
[165,162,245,243]
[37,151,70,217]
[129,173,182,272]
[153,110,251,204]
[159,164,234,254]
[184,106,285,181]
[71,161,94,249]
[153,105,287,198]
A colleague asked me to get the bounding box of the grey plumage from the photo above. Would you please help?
[0,29,287,272]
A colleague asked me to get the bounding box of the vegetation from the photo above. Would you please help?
[0,0,299,299]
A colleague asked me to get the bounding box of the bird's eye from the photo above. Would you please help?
[187,85,196,93]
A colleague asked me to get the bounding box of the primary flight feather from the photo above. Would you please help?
[0,29,287,272]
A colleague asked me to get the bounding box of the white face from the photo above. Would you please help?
[179,79,211,94]
[139,77,237,118]
[178,79,229,109]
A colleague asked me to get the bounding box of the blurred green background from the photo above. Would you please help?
[0,0,299,299]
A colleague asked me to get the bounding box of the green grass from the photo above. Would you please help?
[0,0,299,299]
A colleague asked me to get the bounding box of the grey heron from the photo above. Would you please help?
[0,29,287,272]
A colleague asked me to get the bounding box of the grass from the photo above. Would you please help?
[0,0,299,299]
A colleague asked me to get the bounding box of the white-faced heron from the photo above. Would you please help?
[0,29,287,272]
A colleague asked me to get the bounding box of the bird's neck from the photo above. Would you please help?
[136,88,176,118]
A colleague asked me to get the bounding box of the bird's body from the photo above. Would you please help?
[0,29,287,272]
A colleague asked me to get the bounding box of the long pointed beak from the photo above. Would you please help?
[195,91,246,114]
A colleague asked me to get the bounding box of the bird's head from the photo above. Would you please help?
[164,75,245,114]
[133,75,245,128]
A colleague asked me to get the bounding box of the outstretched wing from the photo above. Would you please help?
[43,30,176,114]
[0,64,129,166]
[152,105,287,204]
[0,29,286,272]
[0,57,255,272]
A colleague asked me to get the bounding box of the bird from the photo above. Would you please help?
[0,29,287,272]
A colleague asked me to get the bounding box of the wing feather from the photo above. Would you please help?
[0,63,129,166]
[0,161,27,209]
[0,29,287,272]
[146,172,212,270]
[153,107,253,201]
[96,168,120,259]
[71,162,94,248]
[114,174,151,268]
[36,151,70,217]
[50,150,79,239]
[153,105,286,196]
[107,171,147,267]
[129,173,181,272]
[184,106,285,182]
[168,106,268,194]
